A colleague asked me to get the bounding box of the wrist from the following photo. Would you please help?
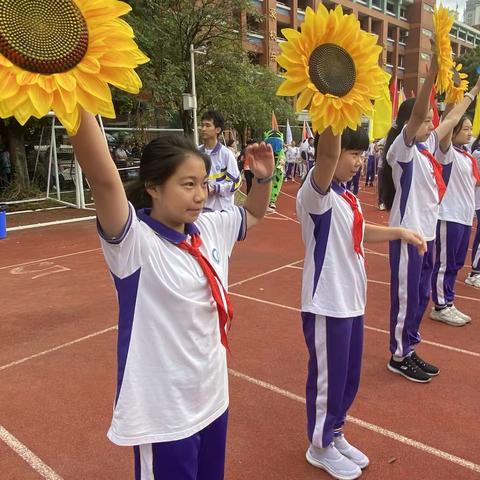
[465,91,476,102]
[256,173,274,184]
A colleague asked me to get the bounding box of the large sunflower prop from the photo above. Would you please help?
[276,5,386,135]
[0,0,149,134]
[433,6,454,94]
[445,62,468,104]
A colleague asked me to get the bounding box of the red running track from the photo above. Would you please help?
[0,180,479,479]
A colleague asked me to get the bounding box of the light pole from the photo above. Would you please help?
[190,44,207,145]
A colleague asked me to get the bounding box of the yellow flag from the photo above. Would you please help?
[369,71,393,141]
[473,94,480,138]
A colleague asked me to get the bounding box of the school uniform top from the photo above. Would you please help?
[297,170,367,318]
[436,145,477,226]
[386,128,440,241]
[472,150,480,210]
[285,146,299,163]
[200,142,241,211]
[98,203,247,446]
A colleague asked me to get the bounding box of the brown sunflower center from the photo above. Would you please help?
[308,44,356,97]
[0,0,89,74]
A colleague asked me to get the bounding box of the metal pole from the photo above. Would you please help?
[46,117,55,198]
[190,44,199,146]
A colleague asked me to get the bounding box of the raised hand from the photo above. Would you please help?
[245,142,275,180]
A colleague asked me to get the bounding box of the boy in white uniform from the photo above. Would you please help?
[199,111,241,211]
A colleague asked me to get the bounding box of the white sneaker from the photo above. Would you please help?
[306,443,362,480]
[378,203,386,211]
[465,274,480,288]
[450,305,471,324]
[430,306,466,326]
[334,434,369,469]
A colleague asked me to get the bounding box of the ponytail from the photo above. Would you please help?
[382,98,416,210]
[126,180,152,210]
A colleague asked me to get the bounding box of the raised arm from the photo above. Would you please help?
[312,127,341,192]
[404,57,438,146]
[435,77,480,144]
[69,111,129,238]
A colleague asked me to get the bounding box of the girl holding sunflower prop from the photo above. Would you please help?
[382,50,480,382]
[0,0,149,134]
[288,7,427,480]
[276,4,387,135]
[430,84,480,326]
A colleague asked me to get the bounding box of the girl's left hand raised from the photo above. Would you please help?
[245,142,275,179]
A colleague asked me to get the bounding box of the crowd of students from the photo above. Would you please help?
[61,45,480,480]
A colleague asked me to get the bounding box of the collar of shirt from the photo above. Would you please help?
[331,181,346,195]
[137,209,200,244]
[199,142,222,155]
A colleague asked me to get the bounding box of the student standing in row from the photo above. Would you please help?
[199,111,241,211]
[465,138,480,287]
[297,126,425,480]
[69,110,274,480]
[430,112,480,326]
[382,55,480,382]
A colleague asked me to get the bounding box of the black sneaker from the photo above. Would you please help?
[410,352,439,376]
[387,356,431,383]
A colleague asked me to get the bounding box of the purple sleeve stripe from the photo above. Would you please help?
[402,127,415,148]
[97,205,133,245]
[309,170,329,196]
[237,207,247,241]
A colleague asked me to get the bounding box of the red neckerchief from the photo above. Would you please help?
[418,148,446,202]
[339,189,364,258]
[178,234,233,351]
[454,146,480,182]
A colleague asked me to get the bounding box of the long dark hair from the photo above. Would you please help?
[382,98,416,210]
[314,127,369,152]
[452,115,471,144]
[126,134,211,210]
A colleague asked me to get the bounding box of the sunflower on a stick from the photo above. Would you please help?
[276,5,386,135]
[0,0,148,134]
[433,5,455,95]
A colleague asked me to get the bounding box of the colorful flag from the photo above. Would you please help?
[285,118,293,145]
[272,111,279,130]
[302,120,308,140]
[389,76,398,120]
[398,87,406,108]
[472,94,480,137]
[306,121,314,139]
[430,86,440,128]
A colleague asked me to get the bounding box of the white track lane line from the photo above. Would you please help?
[229,292,480,358]
[228,369,480,474]
[0,426,64,480]
[0,248,101,271]
[7,216,96,232]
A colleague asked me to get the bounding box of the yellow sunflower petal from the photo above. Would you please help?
[27,84,53,117]
[277,79,309,97]
[296,87,315,111]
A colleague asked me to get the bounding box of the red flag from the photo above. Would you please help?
[390,76,398,120]
[302,120,308,140]
[430,86,440,128]
[271,111,279,130]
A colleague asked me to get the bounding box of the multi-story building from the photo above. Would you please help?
[465,0,480,26]
[242,0,480,98]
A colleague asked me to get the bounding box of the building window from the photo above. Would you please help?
[386,50,393,66]
[459,31,466,40]
[248,52,263,65]
[371,0,382,10]
[423,3,433,13]
[297,0,311,9]
[419,77,426,84]
[388,25,396,41]
[400,5,407,19]
[467,34,475,44]
[247,13,262,35]
[398,54,405,68]
[422,28,433,38]
[399,29,408,44]
[386,1,395,14]
[421,52,431,61]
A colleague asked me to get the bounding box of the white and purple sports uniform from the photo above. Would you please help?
[386,128,439,358]
[297,170,366,448]
[199,142,241,211]
[471,150,480,274]
[98,203,247,480]
[431,146,477,306]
